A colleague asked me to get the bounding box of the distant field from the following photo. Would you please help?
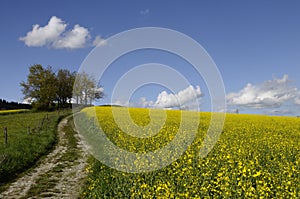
[0,110,70,187]
[76,107,300,198]
[0,109,30,115]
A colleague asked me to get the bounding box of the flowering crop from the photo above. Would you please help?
[0,109,29,115]
[78,106,300,198]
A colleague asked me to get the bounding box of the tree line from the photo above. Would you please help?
[20,64,103,110]
[0,99,32,110]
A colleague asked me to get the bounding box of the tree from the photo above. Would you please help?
[21,65,104,110]
[20,64,57,110]
[56,69,76,108]
[73,72,84,104]
[73,72,104,105]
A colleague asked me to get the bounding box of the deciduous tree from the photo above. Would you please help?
[56,69,76,108]
[20,64,57,110]
[21,65,104,110]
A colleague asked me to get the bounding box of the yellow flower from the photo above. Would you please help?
[253,171,261,177]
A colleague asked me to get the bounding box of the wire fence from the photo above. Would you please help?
[0,110,68,146]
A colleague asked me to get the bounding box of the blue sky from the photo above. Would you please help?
[1,0,300,115]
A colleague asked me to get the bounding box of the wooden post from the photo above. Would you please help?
[38,122,41,132]
[4,127,7,145]
[41,117,45,127]
[27,126,30,134]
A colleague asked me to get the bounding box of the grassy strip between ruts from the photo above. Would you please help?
[22,116,84,198]
[0,110,70,190]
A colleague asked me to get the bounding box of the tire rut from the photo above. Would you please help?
[0,116,89,199]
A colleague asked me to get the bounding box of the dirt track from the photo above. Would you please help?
[0,116,89,199]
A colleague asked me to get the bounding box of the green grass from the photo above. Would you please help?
[23,116,84,198]
[0,110,70,188]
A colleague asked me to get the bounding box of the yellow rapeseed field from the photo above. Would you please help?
[0,109,29,115]
[76,106,300,198]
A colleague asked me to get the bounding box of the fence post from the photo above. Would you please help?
[27,126,30,134]
[41,116,46,128]
[38,122,41,132]
[4,127,7,145]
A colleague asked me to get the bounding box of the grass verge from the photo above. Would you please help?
[0,110,70,190]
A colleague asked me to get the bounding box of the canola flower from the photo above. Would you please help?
[0,109,29,115]
[77,107,300,198]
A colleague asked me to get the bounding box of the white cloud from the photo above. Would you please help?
[95,87,104,93]
[111,85,203,110]
[112,98,152,108]
[113,100,130,107]
[22,97,34,104]
[138,97,153,107]
[19,16,99,49]
[93,35,107,47]
[227,75,298,109]
[53,24,90,49]
[154,85,204,109]
[19,16,66,47]
[294,97,300,105]
[140,9,150,15]
[265,109,293,115]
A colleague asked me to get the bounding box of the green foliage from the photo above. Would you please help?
[20,65,57,110]
[21,64,104,110]
[56,69,76,108]
[79,107,300,198]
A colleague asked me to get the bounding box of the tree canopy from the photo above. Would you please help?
[73,72,104,105]
[20,64,103,110]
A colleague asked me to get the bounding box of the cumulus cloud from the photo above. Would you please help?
[19,16,101,49]
[93,35,107,47]
[22,97,34,104]
[112,98,152,108]
[95,87,104,93]
[19,16,66,47]
[112,85,204,110]
[138,97,153,107]
[227,75,298,109]
[294,97,300,105]
[53,24,90,49]
[154,85,204,109]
